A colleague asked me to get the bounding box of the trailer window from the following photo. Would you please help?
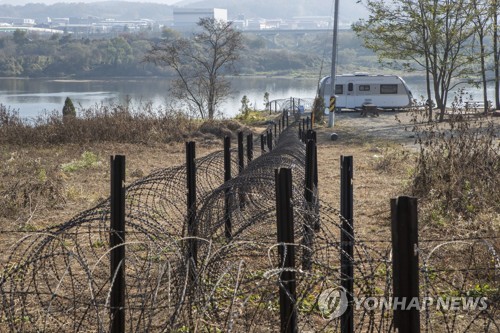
[335,84,343,95]
[348,83,353,92]
[380,84,398,94]
[359,85,371,91]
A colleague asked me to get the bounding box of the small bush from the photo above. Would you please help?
[0,153,65,220]
[62,97,76,119]
[61,151,101,172]
[0,103,200,146]
[408,98,500,230]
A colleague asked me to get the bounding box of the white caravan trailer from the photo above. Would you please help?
[318,73,413,110]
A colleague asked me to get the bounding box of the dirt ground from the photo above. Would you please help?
[1,109,498,251]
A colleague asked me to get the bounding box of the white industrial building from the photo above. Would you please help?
[173,8,227,30]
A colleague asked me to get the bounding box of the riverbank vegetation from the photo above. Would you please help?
[0,28,377,78]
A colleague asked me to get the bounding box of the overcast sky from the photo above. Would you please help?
[0,0,368,21]
[0,0,180,4]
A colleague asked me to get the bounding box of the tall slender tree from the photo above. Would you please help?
[492,0,500,110]
[471,0,491,113]
[145,18,243,119]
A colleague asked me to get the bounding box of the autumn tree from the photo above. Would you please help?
[353,0,476,121]
[145,18,244,119]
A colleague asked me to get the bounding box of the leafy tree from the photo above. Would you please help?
[353,0,476,121]
[312,95,325,124]
[62,97,76,119]
[240,95,250,117]
[263,92,270,110]
[161,28,181,40]
[13,29,28,45]
[145,18,244,119]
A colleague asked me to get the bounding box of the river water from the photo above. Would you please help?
[0,76,321,119]
[0,75,492,119]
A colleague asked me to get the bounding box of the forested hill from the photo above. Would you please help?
[0,0,366,23]
[0,2,174,22]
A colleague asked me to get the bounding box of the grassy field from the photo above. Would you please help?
[0,105,498,331]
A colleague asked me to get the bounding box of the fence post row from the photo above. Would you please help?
[224,136,232,240]
[391,196,420,333]
[186,142,198,267]
[110,155,126,333]
[340,155,354,333]
[275,168,298,333]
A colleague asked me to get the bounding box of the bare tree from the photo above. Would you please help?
[145,18,243,119]
[471,0,491,113]
[491,0,500,110]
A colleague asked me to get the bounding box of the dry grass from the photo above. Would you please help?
[0,107,498,332]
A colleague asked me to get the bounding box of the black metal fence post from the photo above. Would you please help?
[238,131,244,173]
[247,133,253,163]
[268,129,273,151]
[224,136,232,240]
[340,155,354,333]
[275,168,298,333]
[238,131,246,209]
[186,141,197,266]
[302,139,316,270]
[110,155,126,333]
[391,196,420,333]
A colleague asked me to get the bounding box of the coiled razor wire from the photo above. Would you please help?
[1,122,498,332]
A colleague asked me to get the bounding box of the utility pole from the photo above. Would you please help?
[328,0,340,128]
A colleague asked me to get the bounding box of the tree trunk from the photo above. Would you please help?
[494,0,500,110]
[479,34,489,113]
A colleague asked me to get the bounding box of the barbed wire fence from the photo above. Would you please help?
[0,112,498,332]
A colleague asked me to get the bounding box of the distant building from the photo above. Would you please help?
[173,8,227,31]
[0,17,35,26]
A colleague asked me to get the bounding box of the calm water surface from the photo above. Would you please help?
[0,76,491,119]
[0,77,320,119]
